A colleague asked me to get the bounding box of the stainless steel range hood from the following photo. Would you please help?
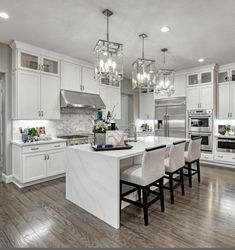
[60,89,106,110]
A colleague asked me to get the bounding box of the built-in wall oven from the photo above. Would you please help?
[188,132,213,152]
[188,109,213,152]
[217,137,235,152]
[188,109,213,132]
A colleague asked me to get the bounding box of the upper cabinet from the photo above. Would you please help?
[187,70,213,86]
[18,50,60,77]
[61,61,99,95]
[217,63,235,119]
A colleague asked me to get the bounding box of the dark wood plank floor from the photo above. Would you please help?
[1,165,235,248]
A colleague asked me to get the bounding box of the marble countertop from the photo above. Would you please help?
[67,136,189,160]
[11,138,67,147]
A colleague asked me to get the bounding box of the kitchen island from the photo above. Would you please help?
[65,136,188,229]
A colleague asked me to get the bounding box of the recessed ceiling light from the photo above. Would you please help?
[198,58,204,62]
[161,26,169,33]
[0,12,9,19]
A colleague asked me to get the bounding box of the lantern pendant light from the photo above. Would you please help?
[132,34,156,90]
[155,48,175,96]
[94,9,123,86]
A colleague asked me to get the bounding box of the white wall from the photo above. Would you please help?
[0,43,12,175]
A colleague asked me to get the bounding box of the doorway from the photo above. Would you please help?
[117,94,134,133]
[0,73,4,181]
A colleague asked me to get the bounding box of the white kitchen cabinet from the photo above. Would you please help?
[23,152,47,182]
[14,70,41,119]
[61,61,81,92]
[46,150,65,177]
[139,92,154,120]
[187,71,213,86]
[41,74,60,119]
[13,70,60,120]
[100,85,121,119]
[217,82,235,119]
[217,83,230,119]
[61,61,99,95]
[187,85,213,110]
[12,142,66,186]
[82,66,99,94]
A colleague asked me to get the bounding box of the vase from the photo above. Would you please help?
[94,133,106,145]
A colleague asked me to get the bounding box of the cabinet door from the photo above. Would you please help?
[23,153,47,182]
[217,83,230,119]
[187,73,199,86]
[18,50,40,72]
[41,75,60,119]
[41,56,60,76]
[187,87,200,110]
[201,71,212,84]
[61,61,81,92]
[82,66,99,94]
[230,69,235,82]
[218,71,229,84]
[140,92,154,119]
[17,70,41,119]
[200,85,213,109]
[230,82,235,118]
[47,150,65,177]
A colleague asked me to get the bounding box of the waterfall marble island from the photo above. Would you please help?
[65,136,189,229]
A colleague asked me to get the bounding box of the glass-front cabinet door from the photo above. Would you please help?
[19,50,40,71]
[41,57,59,76]
[201,71,212,84]
[231,69,235,82]
[188,73,199,86]
[218,71,229,84]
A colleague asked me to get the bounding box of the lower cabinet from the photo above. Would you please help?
[12,142,66,186]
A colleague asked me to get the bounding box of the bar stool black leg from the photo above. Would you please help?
[138,188,141,202]
[180,168,185,195]
[197,159,201,183]
[120,182,122,220]
[142,187,148,226]
[159,178,165,212]
[188,163,192,188]
[169,173,174,204]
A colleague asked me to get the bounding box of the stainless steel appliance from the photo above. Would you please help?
[188,109,213,133]
[217,137,235,153]
[57,134,94,146]
[155,97,186,138]
[188,132,212,152]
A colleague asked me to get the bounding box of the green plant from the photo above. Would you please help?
[224,125,231,132]
[92,122,108,134]
[28,127,37,137]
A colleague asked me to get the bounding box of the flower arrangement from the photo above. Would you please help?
[224,124,231,133]
[92,122,108,134]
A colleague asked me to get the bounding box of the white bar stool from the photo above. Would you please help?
[184,137,202,187]
[164,140,186,204]
[120,145,166,226]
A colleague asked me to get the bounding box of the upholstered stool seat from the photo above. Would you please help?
[183,137,202,188]
[163,140,186,204]
[120,145,166,226]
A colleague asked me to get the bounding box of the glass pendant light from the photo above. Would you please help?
[155,48,175,96]
[94,9,123,86]
[132,34,156,90]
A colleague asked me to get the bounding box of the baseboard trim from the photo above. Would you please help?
[1,173,13,183]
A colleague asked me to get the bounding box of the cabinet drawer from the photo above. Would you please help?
[201,153,213,161]
[214,154,235,163]
[22,142,66,154]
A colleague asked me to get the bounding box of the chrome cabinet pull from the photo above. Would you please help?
[38,111,41,117]
[44,155,47,160]
[41,111,44,117]
[47,154,50,160]
[54,145,60,148]
[31,147,39,151]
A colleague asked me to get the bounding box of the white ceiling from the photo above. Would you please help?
[0,0,235,78]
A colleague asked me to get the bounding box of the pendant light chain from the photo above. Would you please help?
[106,14,109,42]
[142,35,145,60]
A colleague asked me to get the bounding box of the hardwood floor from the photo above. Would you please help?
[0,165,235,248]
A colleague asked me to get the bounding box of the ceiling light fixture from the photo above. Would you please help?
[132,33,156,90]
[155,48,175,96]
[198,58,204,62]
[0,12,9,19]
[161,26,169,33]
[94,9,123,86]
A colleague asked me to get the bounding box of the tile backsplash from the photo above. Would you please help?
[13,110,97,140]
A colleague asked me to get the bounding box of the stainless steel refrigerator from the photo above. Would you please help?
[155,97,186,138]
